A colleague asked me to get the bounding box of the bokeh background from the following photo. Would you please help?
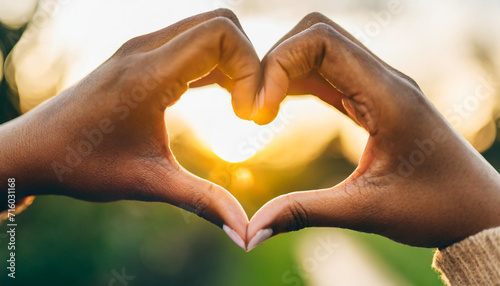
[1,0,500,285]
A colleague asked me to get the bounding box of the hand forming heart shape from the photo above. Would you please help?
[3,9,500,252]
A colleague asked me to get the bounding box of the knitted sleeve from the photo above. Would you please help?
[433,227,500,285]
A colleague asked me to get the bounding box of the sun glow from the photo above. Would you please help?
[169,86,279,163]
[209,119,261,163]
[9,0,498,166]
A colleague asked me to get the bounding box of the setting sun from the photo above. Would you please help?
[170,86,279,163]
[210,120,261,162]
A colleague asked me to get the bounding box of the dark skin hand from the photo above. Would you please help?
[0,9,261,250]
[1,10,499,252]
[247,12,500,251]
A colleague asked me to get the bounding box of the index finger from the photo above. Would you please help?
[254,22,394,133]
[263,12,419,90]
[117,8,249,54]
[144,17,261,119]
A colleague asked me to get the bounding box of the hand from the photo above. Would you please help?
[247,12,500,250]
[0,9,261,250]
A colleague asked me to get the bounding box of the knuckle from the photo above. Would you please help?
[116,36,145,56]
[381,70,426,117]
[392,70,422,91]
[90,54,143,96]
[213,8,238,21]
[302,11,329,25]
[285,195,310,232]
[208,16,237,31]
[267,27,327,77]
[200,17,239,41]
[309,22,335,36]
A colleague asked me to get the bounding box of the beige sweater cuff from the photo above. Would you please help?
[433,227,500,285]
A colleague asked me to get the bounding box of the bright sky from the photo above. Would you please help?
[2,0,499,163]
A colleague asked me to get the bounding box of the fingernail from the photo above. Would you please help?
[258,88,266,111]
[223,224,246,251]
[246,228,273,252]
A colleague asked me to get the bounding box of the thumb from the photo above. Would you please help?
[146,164,249,251]
[247,180,372,251]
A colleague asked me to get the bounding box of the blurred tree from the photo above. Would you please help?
[0,23,25,123]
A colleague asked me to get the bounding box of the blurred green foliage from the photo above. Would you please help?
[0,196,304,286]
[0,24,22,123]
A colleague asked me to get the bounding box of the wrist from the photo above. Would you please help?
[0,117,50,201]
